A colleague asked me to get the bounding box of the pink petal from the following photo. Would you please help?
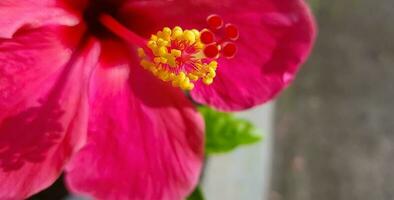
[65,42,204,200]
[0,26,100,199]
[121,0,316,111]
[0,0,79,38]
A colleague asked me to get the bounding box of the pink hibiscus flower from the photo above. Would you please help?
[0,0,316,199]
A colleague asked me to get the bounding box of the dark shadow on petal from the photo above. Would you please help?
[0,100,64,172]
[0,33,91,172]
[28,174,69,200]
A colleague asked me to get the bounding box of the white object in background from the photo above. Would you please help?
[201,103,274,200]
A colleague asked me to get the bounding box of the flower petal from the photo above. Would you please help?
[65,43,204,200]
[0,26,100,199]
[122,0,316,111]
[0,0,79,38]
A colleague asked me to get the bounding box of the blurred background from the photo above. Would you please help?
[271,0,394,199]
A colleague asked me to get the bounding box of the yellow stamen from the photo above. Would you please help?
[138,26,220,90]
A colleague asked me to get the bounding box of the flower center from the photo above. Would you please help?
[99,13,239,90]
[138,27,218,90]
[83,0,123,37]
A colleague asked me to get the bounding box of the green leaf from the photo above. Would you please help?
[199,106,262,154]
[187,186,204,200]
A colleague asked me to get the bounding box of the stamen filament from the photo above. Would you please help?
[99,13,239,91]
[99,14,147,49]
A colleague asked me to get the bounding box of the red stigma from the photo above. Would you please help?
[203,14,239,59]
[204,44,219,58]
[201,29,215,44]
[225,24,239,41]
[222,42,237,58]
[207,14,223,30]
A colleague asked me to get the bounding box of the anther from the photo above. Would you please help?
[138,26,220,90]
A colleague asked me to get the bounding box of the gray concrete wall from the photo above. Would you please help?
[271,0,394,200]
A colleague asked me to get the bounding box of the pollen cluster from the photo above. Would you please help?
[138,26,218,90]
